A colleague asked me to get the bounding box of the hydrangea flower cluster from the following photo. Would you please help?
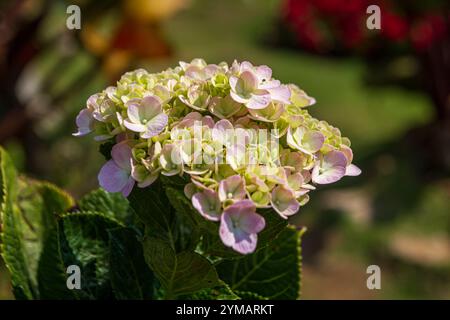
[74,59,360,254]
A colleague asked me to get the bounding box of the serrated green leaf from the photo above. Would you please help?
[181,281,240,300]
[78,188,130,222]
[233,291,268,300]
[165,187,200,228]
[128,184,172,240]
[1,147,75,299]
[128,183,198,252]
[60,211,123,299]
[143,237,221,298]
[217,227,305,300]
[165,186,217,233]
[257,208,289,245]
[108,227,154,299]
[36,183,77,299]
[0,147,34,299]
[37,222,76,300]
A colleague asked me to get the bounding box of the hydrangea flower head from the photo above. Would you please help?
[75,59,360,254]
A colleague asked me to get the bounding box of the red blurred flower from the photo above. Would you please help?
[411,14,447,51]
[281,0,449,54]
[381,12,409,42]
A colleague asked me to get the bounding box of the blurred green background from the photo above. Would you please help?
[0,0,449,299]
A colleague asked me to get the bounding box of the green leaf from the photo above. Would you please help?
[78,188,130,222]
[143,237,221,298]
[108,227,154,299]
[257,208,289,246]
[165,187,200,229]
[181,281,240,300]
[128,183,198,252]
[1,147,75,299]
[233,291,268,300]
[128,184,173,241]
[36,183,77,299]
[37,222,76,299]
[217,227,306,300]
[0,147,34,299]
[60,211,123,299]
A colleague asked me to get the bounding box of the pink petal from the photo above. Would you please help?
[287,172,304,190]
[239,71,259,93]
[239,212,265,234]
[240,61,254,72]
[248,102,284,122]
[204,64,219,77]
[202,116,215,128]
[229,76,239,92]
[212,119,233,144]
[302,131,325,153]
[219,212,236,247]
[323,150,348,169]
[121,177,135,197]
[224,199,256,216]
[111,143,132,171]
[259,79,281,90]
[185,65,204,80]
[267,85,291,104]
[218,175,246,202]
[152,85,171,102]
[255,65,272,81]
[86,94,99,110]
[270,186,300,219]
[141,95,163,119]
[225,143,247,171]
[179,95,208,111]
[246,91,271,109]
[345,164,361,176]
[141,113,168,138]
[184,183,197,199]
[312,165,346,184]
[232,232,257,254]
[340,145,354,165]
[192,189,221,221]
[230,90,249,104]
[311,151,347,184]
[131,165,159,188]
[185,112,203,121]
[219,199,261,254]
[208,96,242,119]
[73,109,93,136]
[176,112,202,128]
[98,160,130,193]
[126,100,142,123]
[124,119,146,132]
